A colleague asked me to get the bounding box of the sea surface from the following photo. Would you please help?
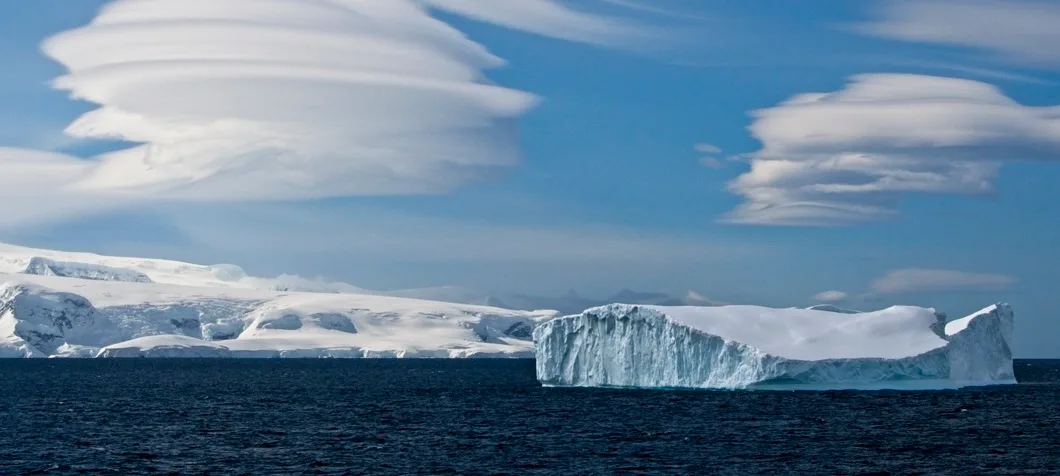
[1,359,1059,475]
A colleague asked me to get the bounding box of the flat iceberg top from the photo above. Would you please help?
[640,304,947,361]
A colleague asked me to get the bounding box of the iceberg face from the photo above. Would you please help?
[534,303,1015,390]
[945,304,1016,385]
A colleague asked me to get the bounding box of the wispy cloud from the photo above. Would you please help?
[698,157,725,169]
[598,0,712,22]
[813,290,848,302]
[722,74,1060,226]
[424,0,660,48]
[695,143,722,154]
[0,147,127,227]
[871,268,1017,295]
[695,143,725,169]
[886,61,1053,86]
[856,0,1060,69]
[169,203,762,266]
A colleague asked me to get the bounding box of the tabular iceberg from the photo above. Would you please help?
[534,303,1015,390]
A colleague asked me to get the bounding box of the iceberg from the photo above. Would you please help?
[533,303,1015,390]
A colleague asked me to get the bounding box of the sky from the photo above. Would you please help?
[0,0,1057,356]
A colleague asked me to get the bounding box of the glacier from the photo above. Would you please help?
[0,242,558,359]
[0,277,554,359]
[533,303,1015,390]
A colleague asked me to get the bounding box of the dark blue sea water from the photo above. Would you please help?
[2,360,1059,475]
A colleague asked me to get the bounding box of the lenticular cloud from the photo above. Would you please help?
[40,0,539,200]
[723,74,1060,226]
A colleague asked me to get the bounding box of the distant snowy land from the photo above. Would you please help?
[0,243,553,358]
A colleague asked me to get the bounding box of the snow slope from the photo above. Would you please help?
[0,242,365,293]
[0,243,709,313]
[384,286,719,315]
[0,273,554,359]
[534,303,1015,390]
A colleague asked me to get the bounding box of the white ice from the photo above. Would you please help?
[534,303,1015,390]
[0,242,365,292]
[0,243,555,359]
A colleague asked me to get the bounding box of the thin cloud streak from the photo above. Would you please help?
[168,203,765,266]
[857,0,1060,69]
[871,268,1017,295]
[813,290,848,302]
[424,0,657,48]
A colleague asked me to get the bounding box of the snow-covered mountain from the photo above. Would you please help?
[0,243,716,314]
[0,242,367,293]
[0,243,553,358]
[0,275,552,358]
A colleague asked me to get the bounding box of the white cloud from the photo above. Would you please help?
[858,0,1060,68]
[871,268,1017,295]
[813,290,848,302]
[698,157,724,169]
[37,0,541,201]
[0,147,130,227]
[696,143,724,168]
[723,74,1060,226]
[0,0,659,212]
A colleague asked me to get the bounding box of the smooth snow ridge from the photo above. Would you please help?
[0,242,364,293]
[534,303,1015,390]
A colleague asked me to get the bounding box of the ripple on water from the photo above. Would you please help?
[1,359,1059,475]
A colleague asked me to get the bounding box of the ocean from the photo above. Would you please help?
[2,359,1058,475]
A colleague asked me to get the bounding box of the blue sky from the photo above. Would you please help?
[1,1,1058,356]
